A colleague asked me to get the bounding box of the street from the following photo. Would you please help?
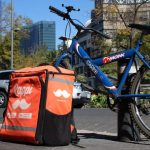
[0,108,149,150]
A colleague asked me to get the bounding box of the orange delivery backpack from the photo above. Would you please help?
[0,65,75,146]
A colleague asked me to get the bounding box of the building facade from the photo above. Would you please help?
[21,21,56,55]
[93,0,150,35]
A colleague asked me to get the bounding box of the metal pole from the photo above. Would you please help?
[11,0,14,69]
[117,59,141,142]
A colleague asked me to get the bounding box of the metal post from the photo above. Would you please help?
[11,0,14,69]
[117,59,141,142]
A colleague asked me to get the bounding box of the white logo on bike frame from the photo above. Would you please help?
[12,99,31,110]
[75,43,82,57]
[105,86,117,90]
[53,89,70,98]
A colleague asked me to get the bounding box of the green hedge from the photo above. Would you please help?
[90,93,107,108]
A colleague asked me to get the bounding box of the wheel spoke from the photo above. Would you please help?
[129,65,150,139]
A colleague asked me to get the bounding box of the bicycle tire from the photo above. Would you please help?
[129,64,150,139]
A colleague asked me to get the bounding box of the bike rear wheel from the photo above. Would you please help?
[129,65,150,138]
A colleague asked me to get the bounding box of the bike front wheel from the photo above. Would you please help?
[129,65,150,139]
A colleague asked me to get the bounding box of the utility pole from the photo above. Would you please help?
[0,0,2,41]
[10,0,14,69]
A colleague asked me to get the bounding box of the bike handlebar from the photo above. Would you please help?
[49,6,111,39]
[49,6,68,19]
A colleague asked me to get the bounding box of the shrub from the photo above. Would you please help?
[90,93,107,108]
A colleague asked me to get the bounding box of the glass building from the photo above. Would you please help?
[21,21,56,55]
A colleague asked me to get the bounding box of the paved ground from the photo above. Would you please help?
[0,108,149,150]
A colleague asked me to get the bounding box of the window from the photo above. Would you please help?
[0,72,12,80]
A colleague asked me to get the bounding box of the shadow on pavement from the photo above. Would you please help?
[78,132,117,141]
[125,139,150,146]
[78,132,150,146]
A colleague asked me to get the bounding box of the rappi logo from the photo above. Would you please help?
[8,99,32,119]
[14,84,33,97]
[12,99,31,110]
[102,53,125,64]
[53,89,70,99]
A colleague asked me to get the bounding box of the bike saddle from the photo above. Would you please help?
[59,36,69,41]
[128,24,150,34]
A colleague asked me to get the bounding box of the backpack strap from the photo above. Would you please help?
[71,127,80,144]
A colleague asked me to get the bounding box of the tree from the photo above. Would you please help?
[46,49,61,65]
[16,48,61,69]
[0,2,32,70]
[0,34,11,69]
[92,0,150,51]
[0,2,32,33]
[140,34,150,57]
[112,0,150,48]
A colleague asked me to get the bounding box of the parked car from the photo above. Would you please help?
[0,70,14,107]
[73,82,91,108]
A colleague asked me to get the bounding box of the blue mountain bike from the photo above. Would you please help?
[49,5,150,138]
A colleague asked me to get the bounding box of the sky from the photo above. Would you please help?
[4,0,94,47]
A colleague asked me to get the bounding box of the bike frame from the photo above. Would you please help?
[55,38,150,99]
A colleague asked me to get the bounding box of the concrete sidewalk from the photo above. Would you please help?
[76,129,150,150]
[0,108,149,150]
[0,129,149,150]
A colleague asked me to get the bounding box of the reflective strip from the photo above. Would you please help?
[1,125,36,132]
[49,77,74,85]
